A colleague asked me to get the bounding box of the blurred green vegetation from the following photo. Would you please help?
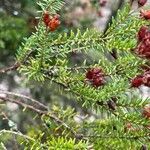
[0,0,37,66]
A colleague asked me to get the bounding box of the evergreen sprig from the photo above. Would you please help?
[1,0,150,149]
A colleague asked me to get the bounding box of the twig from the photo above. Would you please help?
[0,49,34,74]
[83,134,150,140]
[0,129,48,149]
[0,89,48,110]
[0,129,35,142]
[0,95,79,138]
[0,62,20,74]
[44,65,90,73]
[0,96,47,115]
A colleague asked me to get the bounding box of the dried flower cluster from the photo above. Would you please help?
[131,71,150,88]
[43,11,60,31]
[85,68,105,87]
[135,26,150,59]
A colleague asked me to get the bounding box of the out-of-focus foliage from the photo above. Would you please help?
[0,0,37,65]
[0,14,28,61]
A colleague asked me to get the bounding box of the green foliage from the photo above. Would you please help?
[82,118,150,149]
[37,0,65,13]
[1,0,150,149]
[47,137,88,150]
[0,14,28,62]
[105,4,147,51]
[16,4,148,107]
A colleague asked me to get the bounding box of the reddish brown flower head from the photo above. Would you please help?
[131,75,144,88]
[138,0,147,7]
[48,14,60,31]
[135,41,150,59]
[143,104,150,119]
[43,12,60,32]
[137,44,149,58]
[43,11,50,26]
[138,26,149,42]
[135,26,150,59]
[140,10,150,20]
[86,68,103,79]
[131,70,150,88]
[86,68,105,87]
[124,122,137,132]
[124,122,132,131]
[92,77,104,87]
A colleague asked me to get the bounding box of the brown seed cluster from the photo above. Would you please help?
[85,68,105,88]
[43,11,60,32]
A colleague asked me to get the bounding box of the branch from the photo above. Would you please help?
[0,96,47,114]
[83,134,150,140]
[0,95,79,138]
[0,49,34,74]
[0,129,48,149]
[0,89,48,111]
[0,129,35,142]
[0,62,20,74]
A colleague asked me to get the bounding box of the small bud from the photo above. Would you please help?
[125,122,132,129]
[124,122,133,132]
[143,104,150,119]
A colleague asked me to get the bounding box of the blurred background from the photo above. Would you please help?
[0,0,150,149]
